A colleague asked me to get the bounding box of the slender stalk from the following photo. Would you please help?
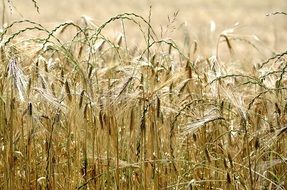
[1,0,5,26]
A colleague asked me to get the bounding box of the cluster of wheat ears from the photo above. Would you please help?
[0,1,286,189]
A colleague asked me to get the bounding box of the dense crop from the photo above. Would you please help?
[0,1,286,189]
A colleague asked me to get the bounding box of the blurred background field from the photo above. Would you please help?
[6,0,287,51]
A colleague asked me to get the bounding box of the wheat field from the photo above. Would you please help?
[0,0,287,189]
